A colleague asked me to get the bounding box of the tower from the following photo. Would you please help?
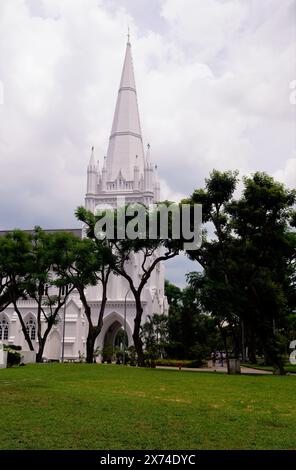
[84,38,167,354]
[85,38,160,210]
[86,146,97,212]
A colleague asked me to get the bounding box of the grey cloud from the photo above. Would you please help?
[0,0,295,286]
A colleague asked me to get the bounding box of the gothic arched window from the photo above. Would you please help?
[25,317,36,341]
[0,316,9,341]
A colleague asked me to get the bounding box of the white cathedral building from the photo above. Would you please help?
[0,39,168,361]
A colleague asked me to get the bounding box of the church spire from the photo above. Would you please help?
[86,146,97,197]
[106,38,144,181]
[88,146,96,170]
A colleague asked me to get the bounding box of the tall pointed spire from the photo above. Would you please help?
[106,38,144,181]
[88,146,96,170]
[86,146,97,197]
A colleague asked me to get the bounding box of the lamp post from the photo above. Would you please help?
[61,285,69,363]
[123,288,130,365]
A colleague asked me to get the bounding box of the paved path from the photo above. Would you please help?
[156,365,272,375]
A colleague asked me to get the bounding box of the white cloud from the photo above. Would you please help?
[273,155,296,189]
[0,0,295,283]
[160,0,247,62]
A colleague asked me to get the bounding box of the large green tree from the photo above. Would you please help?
[0,229,75,358]
[0,230,35,350]
[24,228,75,362]
[227,173,296,371]
[187,170,296,374]
[51,230,115,363]
[77,203,182,366]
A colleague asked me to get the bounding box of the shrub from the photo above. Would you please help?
[3,346,22,367]
[155,358,206,368]
[102,344,114,363]
[114,347,123,364]
[128,346,137,366]
[4,344,22,351]
[189,344,210,365]
[78,350,86,363]
[189,358,207,368]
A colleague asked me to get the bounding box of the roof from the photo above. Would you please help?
[0,228,83,238]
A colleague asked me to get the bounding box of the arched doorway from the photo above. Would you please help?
[102,321,129,363]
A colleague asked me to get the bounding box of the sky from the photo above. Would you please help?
[0,0,295,286]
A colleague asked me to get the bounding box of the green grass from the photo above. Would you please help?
[0,364,295,450]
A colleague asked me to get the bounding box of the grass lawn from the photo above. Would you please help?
[0,364,295,450]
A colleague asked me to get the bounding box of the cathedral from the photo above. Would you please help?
[0,39,167,361]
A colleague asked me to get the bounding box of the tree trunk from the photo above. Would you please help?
[248,331,257,364]
[241,319,246,362]
[36,327,52,363]
[264,329,286,376]
[36,299,43,362]
[133,294,145,366]
[36,341,45,363]
[86,325,100,363]
[13,302,34,351]
[219,324,230,373]
[224,343,230,374]
[99,293,108,330]
[232,328,240,359]
[78,290,101,364]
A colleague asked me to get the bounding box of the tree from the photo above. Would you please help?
[187,170,240,371]
[0,230,35,350]
[23,228,75,362]
[227,173,296,372]
[51,228,115,363]
[141,313,169,359]
[165,280,221,361]
[165,280,182,307]
[0,241,12,312]
[76,203,183,365]
[187,170,296,374]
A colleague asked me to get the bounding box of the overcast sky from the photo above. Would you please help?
[0,0,295,286]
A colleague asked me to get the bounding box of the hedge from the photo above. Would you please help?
[155,358,206,368]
